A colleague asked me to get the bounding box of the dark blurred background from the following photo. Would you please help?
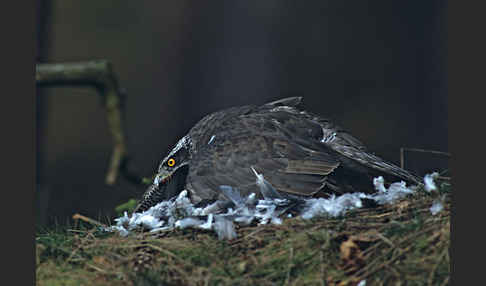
[36,1,447,226]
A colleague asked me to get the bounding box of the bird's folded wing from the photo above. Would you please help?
[186,133,340,201]
[264,106,420,184]
[326,142,421,184]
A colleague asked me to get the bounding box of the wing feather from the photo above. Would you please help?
[186,131,340,202]
[185,98,420,205]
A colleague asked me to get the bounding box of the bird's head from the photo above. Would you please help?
[133,135,193,213]
[156,135,191,183]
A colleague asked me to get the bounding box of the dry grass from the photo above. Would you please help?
[36,182,450,286]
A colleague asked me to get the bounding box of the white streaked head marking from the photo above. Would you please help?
[165,135,191,159]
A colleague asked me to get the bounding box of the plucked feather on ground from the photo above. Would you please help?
[110,172,442,240]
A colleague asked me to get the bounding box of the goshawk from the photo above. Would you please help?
[134,97,420,213]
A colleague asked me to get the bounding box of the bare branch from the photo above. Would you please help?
[36,60,129,185]
[400,147,451,171]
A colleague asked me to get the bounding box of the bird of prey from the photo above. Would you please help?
[134,97,420,213]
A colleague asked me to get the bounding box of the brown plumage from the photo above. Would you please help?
[134,97,420,213]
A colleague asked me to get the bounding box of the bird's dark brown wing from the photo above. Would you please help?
[185,97,420,204]
[326,141,422,185]
[259,98,421,185]
[294,109,422,185]
[185,130,340,203]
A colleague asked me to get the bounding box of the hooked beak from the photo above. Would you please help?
[154,170,173,187]
[154,161,190,187]
[132,172,172,214]
[133,164,189,214]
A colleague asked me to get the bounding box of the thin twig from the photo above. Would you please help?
[72,213,107,228]
[284,244,294,286]
[375,232,396,248]
[123,243,190,266]
[400,147,451,170]
[437,176,451,181]
[86,263,109,274]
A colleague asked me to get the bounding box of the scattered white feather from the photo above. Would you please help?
[301,193,364,219]
[430,201,443,215]
[198,201,224,216]
[199,213,214,229]
[213,216,237,240]
[357,280,366,286]
[111,225,129,237]
[175,217,205,228]
[373,176,388,193]
[246,193,257,205]
[251,167,283,199]
[108,173,443,240]
[138,214,163,229]
[430,196,445,215]
[220,185,245,205]
[370,180,414,205]
[424,172,439,192]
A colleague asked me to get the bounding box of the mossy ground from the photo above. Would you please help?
[36,182,450,286]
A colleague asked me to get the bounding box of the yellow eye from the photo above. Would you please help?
[167,158,176,167]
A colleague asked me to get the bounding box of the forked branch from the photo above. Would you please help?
[36,60,128,185]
